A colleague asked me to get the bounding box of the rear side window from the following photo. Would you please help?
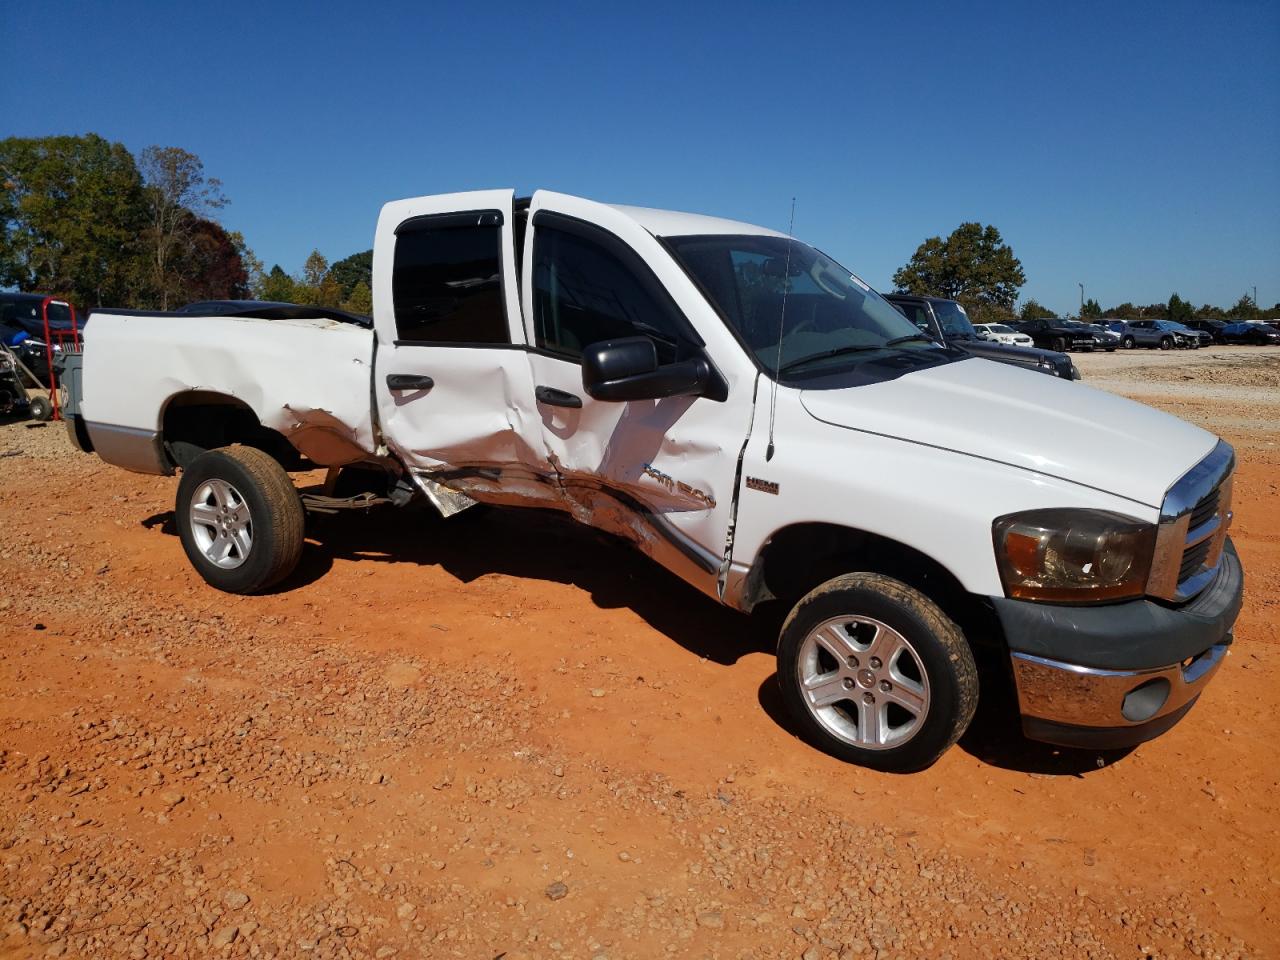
[391,216,508,344]
[532,226,687,363]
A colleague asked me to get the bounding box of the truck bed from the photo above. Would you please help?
[80,309,379,474]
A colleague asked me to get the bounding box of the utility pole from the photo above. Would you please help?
[1078,283,1084,316]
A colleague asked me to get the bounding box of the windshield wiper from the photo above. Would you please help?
[883,333,937,346]
[777,344,885,375]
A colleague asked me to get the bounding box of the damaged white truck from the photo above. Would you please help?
[66,190,1244,771]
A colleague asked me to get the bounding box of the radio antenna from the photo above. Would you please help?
[765,197,796,462]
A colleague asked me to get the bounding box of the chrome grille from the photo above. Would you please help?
[1187,488,1220,532]
[1147,441,1234,603]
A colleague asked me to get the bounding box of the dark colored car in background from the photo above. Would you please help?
[176,299,373,327]
[1186,319,1229,344]
[884,294,1079,379]
[1016,317,1097,352]
[1220,321,1280,345]
[1077,321,1120,351]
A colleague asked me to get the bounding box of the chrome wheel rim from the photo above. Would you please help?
[796,615,931,750]
[189,479,253,569]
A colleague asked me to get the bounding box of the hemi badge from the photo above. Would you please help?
[746,477,779,495]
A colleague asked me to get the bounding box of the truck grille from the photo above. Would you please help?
[1187,488,1220,533]
[1148,442,1234,603]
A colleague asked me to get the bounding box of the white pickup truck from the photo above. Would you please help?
[67,189,1244,771]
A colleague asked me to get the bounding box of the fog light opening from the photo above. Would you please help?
[1122,677,1171,723]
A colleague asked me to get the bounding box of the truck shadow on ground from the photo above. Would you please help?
[143,500,1132,777]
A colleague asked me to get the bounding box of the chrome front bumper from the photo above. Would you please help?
[1011,641,1229,748]
[996,538,1243,750]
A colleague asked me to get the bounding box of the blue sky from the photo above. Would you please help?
[3,0,1277,314]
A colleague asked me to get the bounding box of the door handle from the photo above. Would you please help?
[535,385,583,409]
[386,373,434,392]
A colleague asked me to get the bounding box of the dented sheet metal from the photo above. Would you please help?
[81,312,380,468]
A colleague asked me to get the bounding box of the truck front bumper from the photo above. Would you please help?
[993,539,1243,750]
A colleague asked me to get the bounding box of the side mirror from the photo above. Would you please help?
[581,337,720,403]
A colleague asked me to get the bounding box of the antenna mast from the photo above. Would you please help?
[765,198,796,462]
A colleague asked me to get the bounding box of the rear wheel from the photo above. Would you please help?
[176,445,304,594]
[27,394,52,422]
[776,573,978,772]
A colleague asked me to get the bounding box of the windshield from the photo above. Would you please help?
[989,324,1012,333]
[930,300,977,338]
[664,235,948,378]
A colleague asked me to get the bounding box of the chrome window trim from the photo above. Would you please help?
[1147,440,1234,602]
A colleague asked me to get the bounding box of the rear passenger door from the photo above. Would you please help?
[372,190,556,512]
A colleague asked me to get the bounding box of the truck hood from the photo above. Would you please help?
[798,357,1217,508]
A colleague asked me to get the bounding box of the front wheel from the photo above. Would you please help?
[1051,336,1066,352]
[176,445,305,594]
[1122,335,1136,349]
[776,573,978,772]
[1159,336,1173,350]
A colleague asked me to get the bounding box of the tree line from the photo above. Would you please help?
[891,224,1273,324]
[0,134,371,315]
[2,134,1273,324]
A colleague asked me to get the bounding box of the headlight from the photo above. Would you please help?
[992,509,1155,603]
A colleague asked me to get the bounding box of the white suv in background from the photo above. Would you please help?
[979,323,1033,346]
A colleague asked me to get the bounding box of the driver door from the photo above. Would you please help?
[519,191,759,600]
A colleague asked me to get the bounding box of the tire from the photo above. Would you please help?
[1159,337,1172,350]
[776,573,979,772]
[176,445,304,594]
[1122,336,1135,349]
[27,394,52,422]
[1051,337,1066,352]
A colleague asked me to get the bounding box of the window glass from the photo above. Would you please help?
[666,234,945,379]
[533,227,686,363]
[391,223,507,344]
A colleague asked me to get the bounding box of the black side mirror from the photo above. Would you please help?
[581,337,721,403]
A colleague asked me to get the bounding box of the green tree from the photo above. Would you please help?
[1080,298,1102,319]
[138,146,227,309]
[1167,293,1194,325]
[1224,295,1259,321]
[342,280,373,315]
[1194,303,1225,320]
[1018,299,1057,320]
[0,133,149,307]
[259,264,300,302]
[329,249,373,299]
[892,223,1025,318]
[229,231,263,296]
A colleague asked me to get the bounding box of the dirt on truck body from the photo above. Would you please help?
[0,348,1276,958]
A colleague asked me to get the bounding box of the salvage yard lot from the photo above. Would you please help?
[1,347,1277,959]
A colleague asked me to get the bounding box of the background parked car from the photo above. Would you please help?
[1015,317,1096,352]
[1077,321,1120,351]
[1170,322,1212,347]
[1221,321,1280,345]
[1186,319,1229,344]
[1106,319,1197,350]
[976,323,1033,346]
[884,295,1079,379]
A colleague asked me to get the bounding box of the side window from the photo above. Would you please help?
[894,302,933,333]
[532,227,686,363]
[391,219,508,344]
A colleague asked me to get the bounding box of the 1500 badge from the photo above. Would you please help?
[642,463,716,508]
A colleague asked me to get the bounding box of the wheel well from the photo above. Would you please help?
[161,391,304,471]
[742,523,1004,651]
